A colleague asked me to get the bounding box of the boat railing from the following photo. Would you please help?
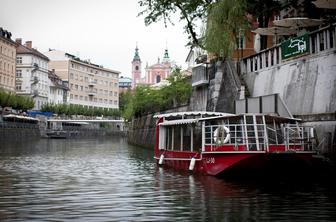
[284,124,314,151]
[204,124,267,151]
[204,123,315,152]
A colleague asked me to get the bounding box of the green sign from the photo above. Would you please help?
[281,34,309,60]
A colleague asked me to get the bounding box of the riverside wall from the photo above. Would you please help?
[0,121,123,141]
[0,122,40,141]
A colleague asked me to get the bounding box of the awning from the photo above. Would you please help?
[159,119,198,126]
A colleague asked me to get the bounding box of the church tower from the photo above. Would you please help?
[132,44,142,88]
[162,47,170,64]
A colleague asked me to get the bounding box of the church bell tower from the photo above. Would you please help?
[132,44,142,89]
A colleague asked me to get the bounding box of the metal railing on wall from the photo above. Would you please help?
[240,23,336,73]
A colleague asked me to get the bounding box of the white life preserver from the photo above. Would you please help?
[213,126,230,144]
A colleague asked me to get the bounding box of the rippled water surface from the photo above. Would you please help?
[0,138,335,221]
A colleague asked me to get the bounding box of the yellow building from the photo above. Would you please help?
[0,27,17,92]
[45,50,120,109]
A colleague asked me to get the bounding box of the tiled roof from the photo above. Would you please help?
[16,44,49,61]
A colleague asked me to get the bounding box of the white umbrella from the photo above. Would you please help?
[252,27,297,36]
[273,17,323,28]
[313,0,336,9]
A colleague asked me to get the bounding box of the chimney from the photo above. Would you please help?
[25,41,32,48]
[15,38,22,45]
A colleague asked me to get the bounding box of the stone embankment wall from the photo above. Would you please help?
[0,122,40,141]
[0,121,123,141]
[242,51,336,115]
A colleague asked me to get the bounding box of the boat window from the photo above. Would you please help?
[182,125,191,151]
[173,125,181,151]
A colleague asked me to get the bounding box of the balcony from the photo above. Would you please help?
[88,79,97,86]
[192,64,208,87]
[86,89,97,96]
[240,23,336,74]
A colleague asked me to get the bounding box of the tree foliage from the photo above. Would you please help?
[204,0,247,57]
[138,0,304,55]
[0,90,34,111]
[138,0,211,47]
[122,66,192,120]
[41,103,121,118]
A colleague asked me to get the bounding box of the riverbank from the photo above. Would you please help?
[0,120,125,141]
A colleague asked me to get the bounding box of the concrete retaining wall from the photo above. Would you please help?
[242,50,336,115]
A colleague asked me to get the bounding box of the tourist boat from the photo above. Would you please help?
[154,112,316,176]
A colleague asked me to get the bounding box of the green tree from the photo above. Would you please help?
[204,0,247,58]
[138,0,211,47]
[165,66,192,106]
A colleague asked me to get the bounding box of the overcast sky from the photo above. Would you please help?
[0,0,191,77]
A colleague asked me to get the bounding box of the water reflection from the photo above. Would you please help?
[0,138,335,221]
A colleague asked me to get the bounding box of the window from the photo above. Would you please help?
[135,65,139,71]
[16,57,22,64]
[70,73,74,79]
[114,92,118,97]
[16,70,22,77]
[16,84,22,91]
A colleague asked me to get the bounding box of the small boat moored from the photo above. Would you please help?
[154,112,316,176]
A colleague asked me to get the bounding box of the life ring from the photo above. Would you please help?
[214,126,230,144]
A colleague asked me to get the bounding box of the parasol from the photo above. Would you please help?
[313,0,336,9]
[273,17,323,28]
[252,27,297,36]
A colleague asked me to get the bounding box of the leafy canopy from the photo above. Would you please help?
[121,66,192,120]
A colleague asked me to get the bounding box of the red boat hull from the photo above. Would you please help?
[155,150,314,176]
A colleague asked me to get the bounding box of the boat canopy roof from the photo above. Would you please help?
[154,111,233,119]
[155,111,302,125]
[159,118,199,126]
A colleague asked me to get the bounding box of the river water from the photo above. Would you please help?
[0,137,335,221]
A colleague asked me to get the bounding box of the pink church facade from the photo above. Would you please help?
[132,46,172,88]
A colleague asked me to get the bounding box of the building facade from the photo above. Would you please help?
[131,46,172,88]
[45,50,120,109]
[145,49,171,85]
[48,70,69,105]
[0,27,17,92]
[16,39,50,110]
[119,76,132,93]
